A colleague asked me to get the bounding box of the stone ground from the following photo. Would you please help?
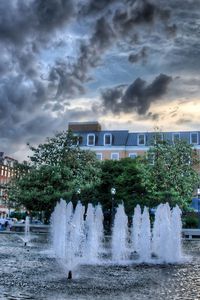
[0,234,200,300]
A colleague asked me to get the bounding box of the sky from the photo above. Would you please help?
[1,0,200,161]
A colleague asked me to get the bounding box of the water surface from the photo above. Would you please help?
[0,234,199,300]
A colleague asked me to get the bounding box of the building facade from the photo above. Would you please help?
[0,153,17,217]
[68,122,200,162]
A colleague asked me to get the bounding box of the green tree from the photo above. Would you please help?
[116,158,150,215]
[10,130,101,214]
[94,158,147,216]
[143,139,200,209]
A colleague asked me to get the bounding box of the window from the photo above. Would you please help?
[190,132,198,145]
[129,153,137,159]
[87,134,95,146]
[111,153,119,160]
[104,133,112,146]
[96,153,102,161]
[138,134,146,145]
[172,133,180,143]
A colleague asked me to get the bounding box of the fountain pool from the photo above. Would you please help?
[0,233,199,300]
[51,200,184,278]
[0,200,198,299]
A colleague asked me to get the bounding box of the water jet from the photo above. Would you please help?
[51,200,184,278]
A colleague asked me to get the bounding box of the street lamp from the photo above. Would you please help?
[77,188,81,201]
[111,187,116,226]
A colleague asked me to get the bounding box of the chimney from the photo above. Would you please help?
[68,121,101,132]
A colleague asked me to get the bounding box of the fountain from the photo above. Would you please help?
[138,206,151,262]
[51,200,184,278]
[23,216,30,246]
[131,204,141,253]
[1,199,198,300]
[112,203,129,262]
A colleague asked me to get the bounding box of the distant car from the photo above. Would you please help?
[16,219,25,224]
[0,218,14,226]
[31,220,44,225]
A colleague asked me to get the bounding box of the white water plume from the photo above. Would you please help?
[51,200,184,275]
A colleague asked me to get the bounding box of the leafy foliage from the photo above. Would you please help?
[94,158,147,216]
[9,133,200,218]
[10,130,101,213]
[143,139,200,209]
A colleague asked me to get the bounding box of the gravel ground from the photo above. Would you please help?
[0,234,200,300]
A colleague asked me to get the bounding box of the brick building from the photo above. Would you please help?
[0,153,18,217]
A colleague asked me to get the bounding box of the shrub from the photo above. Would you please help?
[183,215,199,228]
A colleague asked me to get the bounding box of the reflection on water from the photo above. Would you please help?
[0,234,200,300]
[1,292,35,300]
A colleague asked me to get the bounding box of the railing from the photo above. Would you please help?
[182,228,200,240]
[1,225,200,238]
[10,224,50,233]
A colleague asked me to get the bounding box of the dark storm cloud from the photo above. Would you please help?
[0,0,74,107]
[0,0,74,44]
[80,0,117,15]
[33,0,74,32]
[52,103,64,112]
[3,0,196,161]
[50,16,116,97]
[75,16,115,77]
[48,59,85,98]
[145,112,159,121]
[128,47,148,63]
[91,17,116,50]
[54,0,172,97]
[176,118,191,125]
[158,0,200,74]
[101,86,124,103]
[101,74,172,115]
[112,0,160,36]
[0,76,47,126]
[0,0,75,152]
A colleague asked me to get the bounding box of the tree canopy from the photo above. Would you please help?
[93,158,148,216]
[10,130,101,213]
[9,132,200,219]
[143,139,200,209]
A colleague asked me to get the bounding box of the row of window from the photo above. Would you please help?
[0,168,15,177]
[87,132,199,146]
[87,133,112,146]
[96,153,137,161]
[139,132,199,145]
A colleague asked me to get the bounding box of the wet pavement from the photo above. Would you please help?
[0,234,200,300]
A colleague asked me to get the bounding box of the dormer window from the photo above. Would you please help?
[138,134,146,146]
[104,133,112,146]
[190,132,198,145]
[87,134,95,146]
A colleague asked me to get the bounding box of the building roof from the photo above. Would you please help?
[69,123,200,147]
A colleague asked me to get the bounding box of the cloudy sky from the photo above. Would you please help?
[1,0,200,161]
